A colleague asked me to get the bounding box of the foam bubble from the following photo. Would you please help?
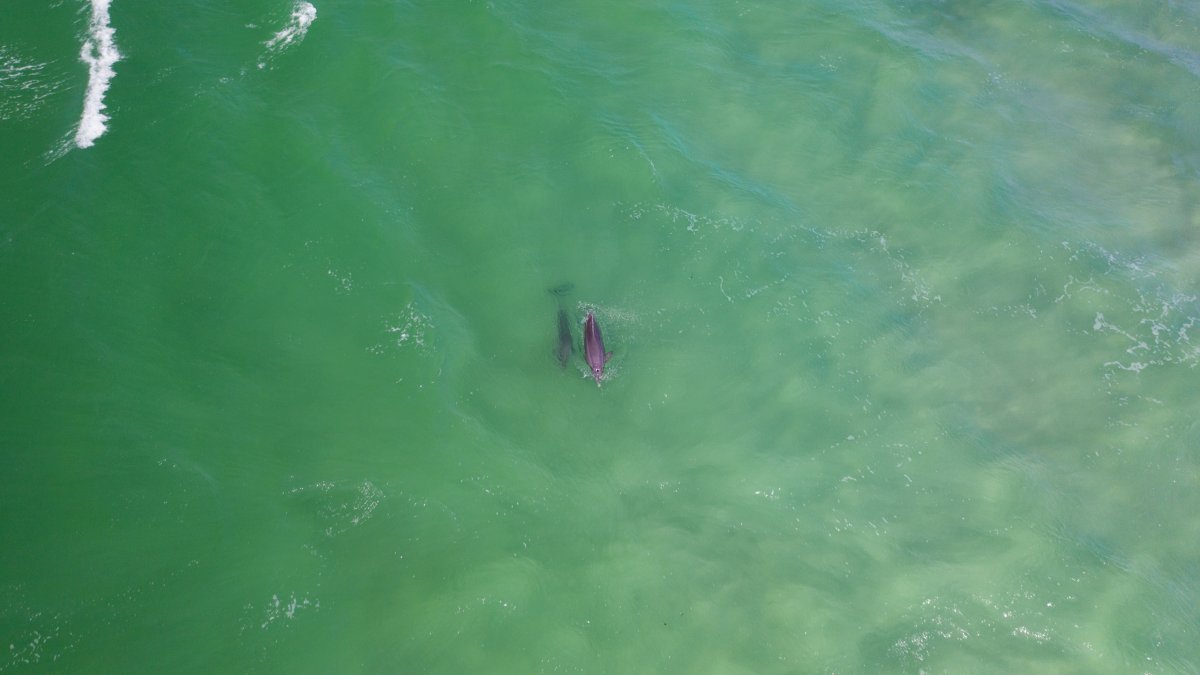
[75,0,121,149]
[252,592,320,631]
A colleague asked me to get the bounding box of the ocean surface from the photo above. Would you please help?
[4,0,1200,672]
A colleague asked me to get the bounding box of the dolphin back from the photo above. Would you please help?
[583,312,608,383]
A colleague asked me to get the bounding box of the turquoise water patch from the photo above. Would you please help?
[3,0,1200,672]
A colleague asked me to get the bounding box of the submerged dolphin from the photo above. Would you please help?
[583,312,612,385]
[549,283,575,369]
[555,308,573,368]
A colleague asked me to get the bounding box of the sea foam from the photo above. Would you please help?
[75,0,120,148]
[259,2,317,68]
[1,47,56,121]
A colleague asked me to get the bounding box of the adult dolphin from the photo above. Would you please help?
[583,312,611,385]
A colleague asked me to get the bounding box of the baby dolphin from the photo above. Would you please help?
[555,308,573,368]
[583,312,612,385]
[549,283,575,369]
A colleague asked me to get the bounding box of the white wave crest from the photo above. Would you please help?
[75,0,121,148]
[259,2,317,68]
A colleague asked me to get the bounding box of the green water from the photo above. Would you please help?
[4,0,1200,672]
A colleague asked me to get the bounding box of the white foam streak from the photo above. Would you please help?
[259,2,316,67]
[75,0,121,149]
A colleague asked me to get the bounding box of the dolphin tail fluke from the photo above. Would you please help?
[548,282,575,297]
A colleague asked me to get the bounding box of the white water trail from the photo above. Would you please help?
[75,0,121,148]
[259,2,317,68]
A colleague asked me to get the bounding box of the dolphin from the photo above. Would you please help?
[549,283,575,369]
[583,312,612,385]
[555,308,573,368]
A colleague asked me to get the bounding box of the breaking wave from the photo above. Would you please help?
[75,0,120,148]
